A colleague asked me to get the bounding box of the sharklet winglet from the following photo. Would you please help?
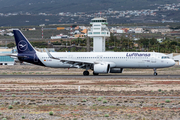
[45,49,60,60]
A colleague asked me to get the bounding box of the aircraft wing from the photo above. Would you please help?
[60,59,94,64]
[45,50,117,68]
[45,50,96,68]
[60,59,95,68]
[0,53,27,58]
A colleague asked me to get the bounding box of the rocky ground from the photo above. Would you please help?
[0,65,180,119]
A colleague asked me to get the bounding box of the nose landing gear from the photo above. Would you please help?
[153,68,158,76]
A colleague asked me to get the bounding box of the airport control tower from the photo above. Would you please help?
[88,18,110,52]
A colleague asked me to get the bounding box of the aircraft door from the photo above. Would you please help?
[68,55,73,59]
[151,53,156,67]
[151,53,156,63]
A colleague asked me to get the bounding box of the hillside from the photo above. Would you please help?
[0,0,179,13]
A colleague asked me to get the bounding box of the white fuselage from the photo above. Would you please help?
[36,52,175,69]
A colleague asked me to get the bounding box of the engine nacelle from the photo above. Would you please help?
[94,63,110,73]
[110,68,123,73]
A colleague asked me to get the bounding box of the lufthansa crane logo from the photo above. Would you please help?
[18,40,28,51]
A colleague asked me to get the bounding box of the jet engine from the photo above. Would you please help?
[110,68,123,73]
[93,63,110,73]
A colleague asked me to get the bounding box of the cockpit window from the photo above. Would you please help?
[162,56,170,59]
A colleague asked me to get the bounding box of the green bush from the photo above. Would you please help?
[22,116,25,119]
[0,112,2,115]
[97,97,103,101]
[8,105,13,109]
[82,99,87,102]
[12,94,16,97]
[158,89,162,92]
[104,114,109,117]
[6,89,10,92]
[2,118,7,120]
[165,99,171,103]
[103,100,108,103]
[49,111,53,115]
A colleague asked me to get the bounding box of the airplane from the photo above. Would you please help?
[6,29,175,76]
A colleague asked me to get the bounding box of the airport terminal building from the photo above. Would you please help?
[0,48,15,65]
[0,47,55,65]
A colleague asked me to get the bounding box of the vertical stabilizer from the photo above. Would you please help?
[13,30,36,54]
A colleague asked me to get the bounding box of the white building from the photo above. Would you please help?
[88,18,110,52]
[6,33,14,36]
[117,29,124,33]
[51,34,69,39]
[0,49,15,65]
[110,27,117,33]
[151,29,172,33]
[135,28,143,33]
[173,54,180,65]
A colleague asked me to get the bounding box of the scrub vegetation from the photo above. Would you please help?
[0,65,179,119]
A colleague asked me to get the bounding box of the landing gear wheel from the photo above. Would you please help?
[93,72,99,76]
[154,72,158,76]
[83,71,89,76]
[153,68,158,76]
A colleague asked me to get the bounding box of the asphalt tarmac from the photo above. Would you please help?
[0,75,180,79]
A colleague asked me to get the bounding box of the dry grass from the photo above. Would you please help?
[0,65,180,119]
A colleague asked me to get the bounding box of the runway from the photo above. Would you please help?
[0,75,180,79]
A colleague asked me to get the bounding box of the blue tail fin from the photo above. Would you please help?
[13,30,45,66]
[13,30,36,54]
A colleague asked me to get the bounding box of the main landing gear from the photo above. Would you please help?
[83,71,89,76]
[153,68,158,76]
[83,71,99,76]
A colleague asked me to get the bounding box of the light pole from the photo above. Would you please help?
[177,38,178,53]
[128,38,129,51]
[114,38,115,47]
